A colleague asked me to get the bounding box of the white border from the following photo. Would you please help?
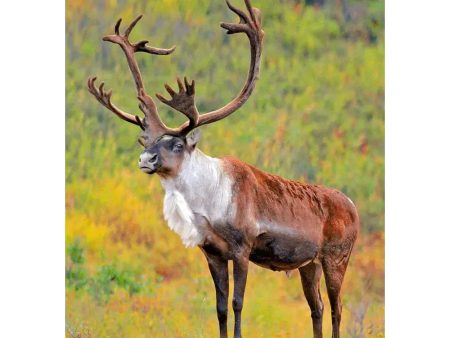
[386,0,450,336]
[0,0,65,336]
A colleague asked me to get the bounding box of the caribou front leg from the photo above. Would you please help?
[204,252,229,338]
[232,255,249,338]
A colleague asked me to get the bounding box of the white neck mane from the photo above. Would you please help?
[160,149,234,247]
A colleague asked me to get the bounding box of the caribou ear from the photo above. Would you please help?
[186,129,202,149]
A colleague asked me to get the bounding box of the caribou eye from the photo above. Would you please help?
[173,143,183,152]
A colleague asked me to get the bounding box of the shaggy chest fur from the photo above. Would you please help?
[160,149,234,247]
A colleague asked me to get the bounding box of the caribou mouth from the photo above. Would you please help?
[139,166,157,174]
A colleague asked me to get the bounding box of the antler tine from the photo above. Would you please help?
[124,15,142,38]
[114,18,122,35]
[134,40,176,55]
[244,0,258,28]
[225,0,250,24]
[184,77,195,96]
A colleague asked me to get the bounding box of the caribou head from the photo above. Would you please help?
[88,0,263,178]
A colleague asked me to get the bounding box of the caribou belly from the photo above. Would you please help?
[249,231,319,271]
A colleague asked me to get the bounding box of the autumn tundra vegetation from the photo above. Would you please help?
[66,0,384,337]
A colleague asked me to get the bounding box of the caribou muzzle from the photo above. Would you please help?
[139,152,160,174]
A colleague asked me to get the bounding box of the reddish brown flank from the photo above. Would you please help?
[222,155,359,338]
[223,155,358,246]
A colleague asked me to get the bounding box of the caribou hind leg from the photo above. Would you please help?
[299,260,324,338]
[321,237,355,338]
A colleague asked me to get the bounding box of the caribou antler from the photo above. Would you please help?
[87,15,175,135]
[156,77,199,130]
[157,0,264,135]
[102,15,176,94]
[88,0,263,141]
[87,76,145,129]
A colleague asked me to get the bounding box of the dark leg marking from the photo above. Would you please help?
[205,253,229,338]
[232,256,249,338]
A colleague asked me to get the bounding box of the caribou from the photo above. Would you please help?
[87,1,359,337]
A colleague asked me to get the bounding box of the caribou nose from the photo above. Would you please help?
[149,154,158,163]
[139,152,158,167]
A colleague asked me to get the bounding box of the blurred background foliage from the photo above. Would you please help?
[66,0,384,337]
